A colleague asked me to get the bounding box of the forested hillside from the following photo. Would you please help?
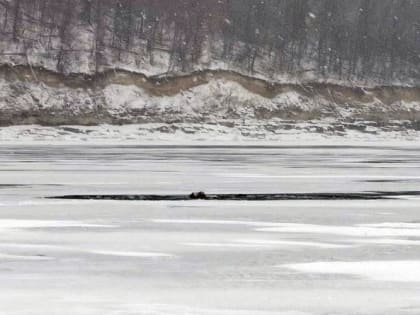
[1,0,420,134]
[1,0,420,85]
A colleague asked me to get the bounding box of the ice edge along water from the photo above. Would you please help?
[0,124,419,146]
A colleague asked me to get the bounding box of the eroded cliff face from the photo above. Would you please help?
[1,65,420,135]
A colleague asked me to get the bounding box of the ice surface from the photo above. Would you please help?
[0,219,115,229]
[350,238,420,246]
[1,145,420,315]
[185,240,351,249]
[90,250,174,258]
[0,253,52,260]
[256,223,420,237]
[283,261,420,282]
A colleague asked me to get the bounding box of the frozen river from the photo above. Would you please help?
[1,145,420,315]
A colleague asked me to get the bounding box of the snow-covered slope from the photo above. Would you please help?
[1,1,419,142]
[1,65,420,141]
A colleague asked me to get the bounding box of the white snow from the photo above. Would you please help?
[283,261,420,282]
[151,219,279,227]
[350,238,420,246]
[361,223,420,229]
[235,239,351,249]
[90,250,173,258]
[0,220,115,229]
[183,242,272,249]
[153,220,420,238]
[257,223,420,237]
[0,124,419,146]
[0,253,52,261]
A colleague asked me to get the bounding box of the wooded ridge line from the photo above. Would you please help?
[1,0,419,84]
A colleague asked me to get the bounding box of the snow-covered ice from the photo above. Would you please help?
[0,124,420,145]
[90,250,174,258]
[1,144,420,315]
[283,261,420,282]
[256,223,420,237]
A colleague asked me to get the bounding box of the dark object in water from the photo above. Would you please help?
[47,191,420,201]
[189,191,207,200]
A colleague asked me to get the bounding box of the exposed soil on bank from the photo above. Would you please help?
[1,64,420,130]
